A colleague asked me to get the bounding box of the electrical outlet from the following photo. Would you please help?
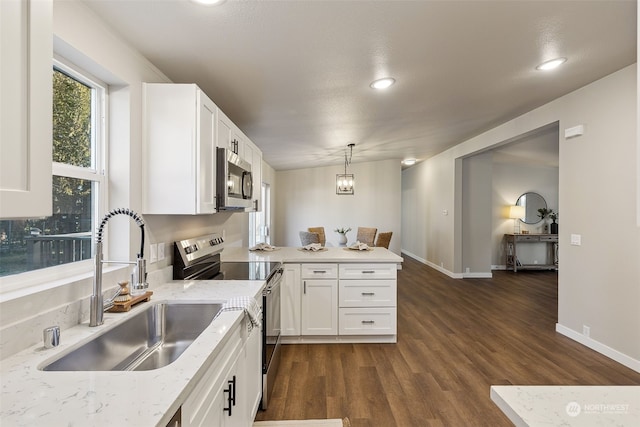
[150,243,158,263]
[583,325,590,337]
[465,267,470,274]
[158,242,165,261]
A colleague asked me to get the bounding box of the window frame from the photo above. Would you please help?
[0,58,108,295]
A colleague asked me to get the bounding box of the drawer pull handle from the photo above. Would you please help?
[223,375,236,415]
[313,270,327,274]
[361,320,375,324]
[362,270,375,274]
[361,292,375,296]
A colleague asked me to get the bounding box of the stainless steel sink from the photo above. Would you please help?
[41,302,223,371]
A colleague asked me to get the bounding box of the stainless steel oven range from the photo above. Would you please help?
[173,233,282,410]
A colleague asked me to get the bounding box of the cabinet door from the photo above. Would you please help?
[143,83,217,215]
[301,279,338,335]
[0,0,53,218]
[237,319,262,425]
[217,109,233,154]
[197,91,217,213]
[281,264,301,336]
[182,323,242,427]
[243,138,253,166]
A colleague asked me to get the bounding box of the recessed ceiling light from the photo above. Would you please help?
[370,77,396,90]
[536,57,567,71]
[190,0,226,5]
[402,158,416,166]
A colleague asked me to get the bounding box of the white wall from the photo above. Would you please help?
[461,151,492,276]
[402,64,639,370]
[274,159,401,254]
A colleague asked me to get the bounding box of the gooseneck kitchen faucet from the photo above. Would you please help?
[91,208,148,327]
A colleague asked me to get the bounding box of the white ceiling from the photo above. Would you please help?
[83,0,636,170]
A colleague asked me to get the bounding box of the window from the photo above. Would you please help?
[0,61,106,278]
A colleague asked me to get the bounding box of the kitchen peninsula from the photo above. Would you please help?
[223,246,403,343]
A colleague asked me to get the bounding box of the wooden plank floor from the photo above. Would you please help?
[255,255,640,426]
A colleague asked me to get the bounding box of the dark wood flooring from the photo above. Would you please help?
[255,255,640,426]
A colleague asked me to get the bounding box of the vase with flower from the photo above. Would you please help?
[549,211,558,234]
[334,227,351,246]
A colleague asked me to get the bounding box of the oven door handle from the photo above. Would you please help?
[263,269,283,296]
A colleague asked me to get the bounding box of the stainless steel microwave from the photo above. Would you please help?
[217,148,253,211]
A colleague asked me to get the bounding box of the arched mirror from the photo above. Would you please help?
[515,192,547,224]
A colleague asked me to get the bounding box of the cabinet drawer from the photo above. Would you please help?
[515,235,539,242]
[540,235,558,242]
[338,263,396,280]
[339,308,397,335]
[301,263,338,279]
[339,280,396,307]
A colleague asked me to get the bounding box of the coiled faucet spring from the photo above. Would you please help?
[91,208,148,327]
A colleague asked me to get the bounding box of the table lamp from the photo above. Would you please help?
[509,205,525,234]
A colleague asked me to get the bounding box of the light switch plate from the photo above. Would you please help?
[570,234,582,246]
[150,243,158,263]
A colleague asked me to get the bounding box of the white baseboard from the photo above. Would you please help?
[556,323,640,373]
[402,250,490,279]
[463,272,493,279]
[400,249,426,264]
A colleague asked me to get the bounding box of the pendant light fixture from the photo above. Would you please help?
[336,143,355,195]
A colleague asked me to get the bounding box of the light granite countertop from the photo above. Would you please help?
[0,279,265,427]
[491,385,640,426]
[222,246,404,264]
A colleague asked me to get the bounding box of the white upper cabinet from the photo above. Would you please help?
[143,83,217,215]
[0,0,53,218]
[217,109,262,212]
[217,109,244,160]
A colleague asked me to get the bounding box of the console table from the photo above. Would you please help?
[505,234,558,272]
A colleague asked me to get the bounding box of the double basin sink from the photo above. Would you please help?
[41,302,223,372]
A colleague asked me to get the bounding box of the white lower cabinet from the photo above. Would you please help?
[301,264,338,336]
[281,264,301,336]
[301,279,338,335]
[338,264,397,337]
[283,263,397,341]
[338,307,397,335]
[182,316,261,427]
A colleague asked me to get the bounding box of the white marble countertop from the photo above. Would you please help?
[222,246,404,264]
[0,279,265,427]
[491,385,640,426]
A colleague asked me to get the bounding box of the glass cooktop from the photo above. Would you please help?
[217,262,280,281]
